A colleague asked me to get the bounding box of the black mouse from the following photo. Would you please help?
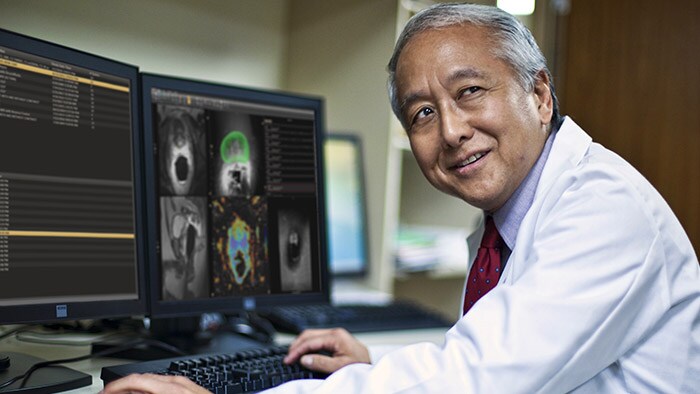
[228,314,276,344]
[0,353,10,371]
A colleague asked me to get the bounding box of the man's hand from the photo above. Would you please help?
[100,373,211,394]
[283,328,370,374]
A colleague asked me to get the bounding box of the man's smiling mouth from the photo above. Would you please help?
[453,151,486,169]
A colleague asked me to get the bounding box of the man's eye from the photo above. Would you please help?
[412,107,434,124]
[459,86,481,98]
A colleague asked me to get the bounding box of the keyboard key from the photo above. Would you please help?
[225,382,243,394]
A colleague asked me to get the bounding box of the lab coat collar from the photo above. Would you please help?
[535,116,592,201]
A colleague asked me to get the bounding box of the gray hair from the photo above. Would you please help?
[387,2,561,130]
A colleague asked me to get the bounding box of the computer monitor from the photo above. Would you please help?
[0,28,146,391]
[140,73,329,322]
[323,134,370,278]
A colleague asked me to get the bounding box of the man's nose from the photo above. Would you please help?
[439,104,473,148]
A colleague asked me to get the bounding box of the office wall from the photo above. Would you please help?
[284,0,398,290]
[1,0,402,291]
[0,0,290,89]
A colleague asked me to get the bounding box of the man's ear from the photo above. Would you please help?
[533,70,553,125]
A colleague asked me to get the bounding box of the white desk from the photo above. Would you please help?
[1,327,448,393]
[1,335,125,394]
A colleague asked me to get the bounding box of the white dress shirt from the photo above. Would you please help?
[266,118,700,393]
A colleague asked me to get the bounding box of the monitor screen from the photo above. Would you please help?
[140,73,329,317]
[0,29,147,324]
[323,134,369,277]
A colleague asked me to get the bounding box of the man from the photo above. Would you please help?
[103,3,700,393]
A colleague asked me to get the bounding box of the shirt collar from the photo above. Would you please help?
[492,128,558,250]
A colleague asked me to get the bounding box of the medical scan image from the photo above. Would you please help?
[210,111,264,197]
[159,196,209,300]
[156,105,208,196]
[278,208,312,292]
[210,196,269,296]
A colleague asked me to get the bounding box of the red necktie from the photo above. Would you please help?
[463,216,503,314]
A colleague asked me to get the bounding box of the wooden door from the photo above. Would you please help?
[559,0,700,256]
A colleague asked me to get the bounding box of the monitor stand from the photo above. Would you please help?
[0,352,91,394]
[91,315,269,361]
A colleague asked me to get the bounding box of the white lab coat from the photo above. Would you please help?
[267,118,700,393]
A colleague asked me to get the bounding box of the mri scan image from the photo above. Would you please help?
[156,105,207,196]
[219,131,251,195]
[159,196,209,300]
[211,196,269,296]
[278,208,312,292]
[210,111,263,197]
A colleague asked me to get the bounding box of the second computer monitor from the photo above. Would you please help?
[323,134,370,278]
[140,74,329,317]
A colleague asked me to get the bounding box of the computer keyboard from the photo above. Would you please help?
[101,345,327,393]
[262,301,453,333]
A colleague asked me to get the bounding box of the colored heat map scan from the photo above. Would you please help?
[211,196,269,296]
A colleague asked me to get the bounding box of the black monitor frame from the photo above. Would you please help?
[140,73,330,318]
[324,133,370,279]
[0,28,148,324]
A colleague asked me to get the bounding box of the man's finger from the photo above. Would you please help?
[101,373,210,394]
[289,328,331,346]
[300,354,345,374]
[285,334,335,364]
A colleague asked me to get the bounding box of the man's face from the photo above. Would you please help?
[394,25,553,212]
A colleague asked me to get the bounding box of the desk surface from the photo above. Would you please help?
[1,327,448,393]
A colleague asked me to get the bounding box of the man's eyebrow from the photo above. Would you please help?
[399,90,428,115]
[447,67,486,84]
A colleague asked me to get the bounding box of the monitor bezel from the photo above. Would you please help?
[140,73,330,318]
[0,28,148,324]
[324,133,371,279]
